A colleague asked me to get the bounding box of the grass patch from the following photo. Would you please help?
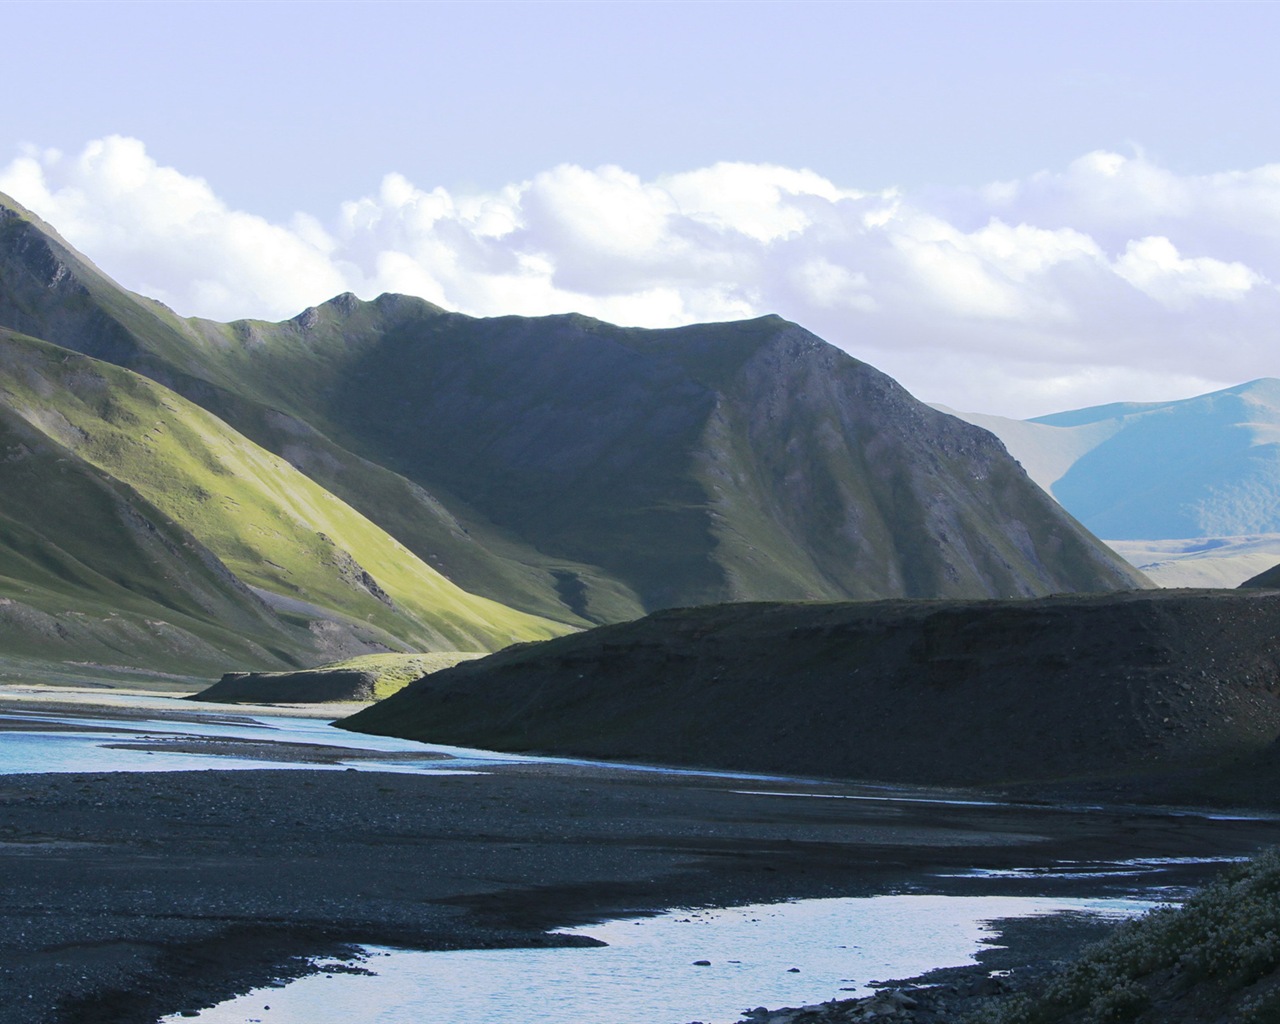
[309,651,484,699]
[196,650,484,703]
[975,849,1280,1023]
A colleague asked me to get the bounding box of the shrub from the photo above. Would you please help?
[971,849,1280,1024]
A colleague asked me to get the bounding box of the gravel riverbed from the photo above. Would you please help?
[4,694,1280,1024]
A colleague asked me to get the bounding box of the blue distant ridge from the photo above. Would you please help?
[955,379,1280,540]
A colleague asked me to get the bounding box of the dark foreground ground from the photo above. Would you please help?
[5,699,1280,1024]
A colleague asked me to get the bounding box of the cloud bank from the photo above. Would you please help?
[4,136,1279,418]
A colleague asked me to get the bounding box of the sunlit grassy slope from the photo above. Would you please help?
[319,651,484,698]
[0,329,568,657]
[0,402,324,678]
[0,196,617,625]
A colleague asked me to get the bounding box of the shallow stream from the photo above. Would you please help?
[156,894,1154,1024]
[0,704,517,774]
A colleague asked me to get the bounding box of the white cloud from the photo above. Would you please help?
[1113,236,1262,306]
[0,136,348,318]
[791,258,876,312]
[5,137,1280,417]
[662,162,863,243]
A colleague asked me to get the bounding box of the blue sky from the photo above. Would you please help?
[6,0,1280,416]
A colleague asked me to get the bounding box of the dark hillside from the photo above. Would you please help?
[1241,563,1280,588]
[222,303,1150,607]
[343,589,1280,789]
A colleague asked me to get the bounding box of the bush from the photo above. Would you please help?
[971,849,1280,1024]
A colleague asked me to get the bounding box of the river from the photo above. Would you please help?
[0,686,1267,1024]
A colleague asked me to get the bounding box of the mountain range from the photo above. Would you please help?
[0,191,1146,680]
[948,380,1280,586]
[951,379,1280,538]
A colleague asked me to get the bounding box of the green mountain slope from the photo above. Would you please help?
[0,328,568,671]
[0,190,1148,623]
[0,399,322,679]
[0,197,612,625]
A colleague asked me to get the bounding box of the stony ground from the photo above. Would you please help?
[4,695,1280,1024]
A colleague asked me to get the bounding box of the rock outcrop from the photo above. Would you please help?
[198,669,380,703]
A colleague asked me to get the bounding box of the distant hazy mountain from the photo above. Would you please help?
[0,191,1148,675]
[1101,536,1280,590]
[948,380,1280,541]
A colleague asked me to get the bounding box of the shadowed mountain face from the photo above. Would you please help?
[0,191,1147,675]
[342,590,1280,790]
[204,304,1148,607]
[1241,562,1280,588]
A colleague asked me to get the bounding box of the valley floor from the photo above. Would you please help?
[1107,533,1280,588]
[3,692,1280,1024]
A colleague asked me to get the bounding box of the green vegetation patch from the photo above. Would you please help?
[312,651,485,699]
[0,330,569,654]
[195,650,484,703]
[978,849,1280,1024]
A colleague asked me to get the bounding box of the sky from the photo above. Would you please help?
[5,0,1280,418]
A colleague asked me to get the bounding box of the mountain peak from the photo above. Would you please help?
[291,291,448,332]
[326,291,362,313]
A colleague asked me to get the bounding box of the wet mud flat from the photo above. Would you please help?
[4,753,1280,1024]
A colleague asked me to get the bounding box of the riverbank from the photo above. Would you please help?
[0,682,373,720]
[4,690,1280,1024]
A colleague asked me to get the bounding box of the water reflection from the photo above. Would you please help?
[0,689,1209,1024]
[158,894,1151,1024]
[0,697,807,781]
[0,707,517,775]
